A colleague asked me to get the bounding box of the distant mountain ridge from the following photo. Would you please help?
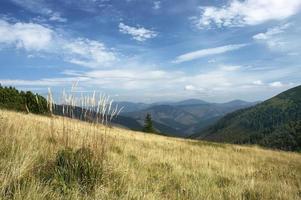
[120,99,257,137]
[112,101,149,113]
[113,99,209,113]
[166,99,209,106]
[193,85,301,151]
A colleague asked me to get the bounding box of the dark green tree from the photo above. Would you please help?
[142,113,155,133]
[0,84,49,115]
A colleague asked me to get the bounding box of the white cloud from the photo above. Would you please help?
[253,80,263,85]
[194,0,301,28]
[0,19,53,51]
[269,81,283,87]
[184,85,205,92]
[251,81,295,88]
[61,65,261,91]
[0,19,117,68]
[208,59,217,63]
[220,65,241,71]
[49,12,67,23]
[184,85,195,91]
[0,77,89,87]
[119,23,157,42]
[153,1,161,10]
[253,23,301,53]
[173,44,247,63]
[63,38,117,68]
[253,25,289,41]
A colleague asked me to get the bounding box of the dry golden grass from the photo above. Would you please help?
[0,109,301,200]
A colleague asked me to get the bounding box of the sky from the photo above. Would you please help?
[0,0,300,103]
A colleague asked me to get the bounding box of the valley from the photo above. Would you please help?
[117,99,257,137]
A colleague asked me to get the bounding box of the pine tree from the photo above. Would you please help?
[142,113,155,133]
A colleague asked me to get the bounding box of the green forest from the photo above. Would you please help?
[201,85,301,151]
[0,84,49,115]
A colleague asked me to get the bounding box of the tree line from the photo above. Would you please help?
[0,84,49,115]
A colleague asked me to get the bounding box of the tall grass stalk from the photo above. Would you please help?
[46,83,123,150]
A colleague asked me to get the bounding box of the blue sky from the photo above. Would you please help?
[0,0,300,103]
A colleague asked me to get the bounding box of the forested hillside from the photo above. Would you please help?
[0,85,49,115]
[197,85,301,151]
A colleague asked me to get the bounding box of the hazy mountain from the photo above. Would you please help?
[194,85,301,151]
[167,99,209,106]
[121,99,257,137]
[114,99,209,113]
[112,101,149,113]
[50,98,258,137]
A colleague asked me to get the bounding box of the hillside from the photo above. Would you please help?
[0,109,300,199]
[195,85,301,151]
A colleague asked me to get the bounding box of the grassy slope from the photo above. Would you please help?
[0,109,301,200]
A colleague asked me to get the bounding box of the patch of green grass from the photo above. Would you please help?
[46,136,57,145]
[110,145,123,155]
[37,147,103,194]
[128,154,138,164]
[215,175,232,188]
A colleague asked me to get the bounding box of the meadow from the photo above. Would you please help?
[0,109,300,200]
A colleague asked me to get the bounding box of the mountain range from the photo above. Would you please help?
[117,99,258,137]
[1,84,300,151]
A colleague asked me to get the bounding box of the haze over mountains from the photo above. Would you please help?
[115,99,258,137]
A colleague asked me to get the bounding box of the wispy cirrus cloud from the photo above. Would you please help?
[0,77,89,87]
[193,0,301,28]
[48,12,67,23]
[253,22,301,55]
[173,44,247,63]
[119,22,157,42]
[253,23,291,41]
[9,0,67,22]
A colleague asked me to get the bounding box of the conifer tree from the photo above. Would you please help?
[142,113,155,133]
